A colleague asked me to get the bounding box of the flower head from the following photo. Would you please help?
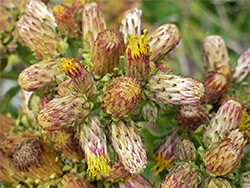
[37,92,91,131]
[126,29,150,82]
[60,58,97,98]
[203,129,246,177]
[108,120,147,174]
[79,117,110,177]
[151,127,181,175]
[160,162,202,188]
[12,139,63,184]
[90,29,125,76]
[102,76,142,118]
[146,72,205,105]
[53,4,80,38]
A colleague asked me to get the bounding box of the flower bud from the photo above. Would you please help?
[141,100,159,123]
[203,35,230,73]
[102,76,142,118]
[146,24,180,62]
[203,177,233,188]
[203,129,246,177]
[12,139,63,184]
[203,72,228,103]
[25,0,56,29]
[18,59,63,92]
[151,127,181,175]
[146,72,204,105]
[175,139,197,162]
[240,171,250,188]
[37,92,91,131]
[79,117,110,177]
[176,104,209,132]
[119,174,154,188]
[53,4,80,38]
[160,162,202,188]
[90,29,125,76]
[82,3,106,49]
[52,128,84,160]
[58,173,93,188]
[60,58,97,98]
[15,1,67,60]
[109,121,147,174]
[203,99,243,147]
[233,48,250,83]
[126,29,150,83]
[119,8,142,44]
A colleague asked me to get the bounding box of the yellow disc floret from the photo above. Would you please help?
[86,150,111,177]
[53,4,65,15]
[60,58,83,77]
[239,108,250,142]
[126,29,150,59]
[151,149,174,176]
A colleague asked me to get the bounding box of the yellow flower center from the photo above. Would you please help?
[86,150,111,177]
[126,29,150,59]
[60,58,83,76]
[53,4,65,15]
[150,149,174,175]
[239,108,250,140]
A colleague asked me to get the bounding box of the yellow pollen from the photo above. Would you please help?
[53,4,65,15]
[150,149,174,175]
[239,108,250,141]
[86,151,111,177]
[120,79,141,100]
[60,58,81,76]
[126,29,150,59]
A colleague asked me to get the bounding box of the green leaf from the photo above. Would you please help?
[1,85,20,114]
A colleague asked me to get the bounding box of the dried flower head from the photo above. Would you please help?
[12,139,63,184]
[102,76,142,118]
[90,29,125,76]
[176,104,209,132]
